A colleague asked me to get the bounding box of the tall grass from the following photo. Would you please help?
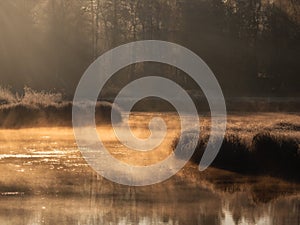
[0,86,19,104]
[173,131,300,180]
[0,86,122,128]
[0,86,63,107]
[22,87,63,106]
[252,132,299,178]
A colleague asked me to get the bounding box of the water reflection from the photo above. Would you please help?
[0,177,299,225]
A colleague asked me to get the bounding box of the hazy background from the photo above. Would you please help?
[0,0,299,98]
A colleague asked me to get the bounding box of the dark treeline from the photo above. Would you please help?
[0,0,299,97]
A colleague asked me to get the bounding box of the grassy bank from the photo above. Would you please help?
[173,131,300,181]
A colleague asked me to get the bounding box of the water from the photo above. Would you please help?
[0,193,299,225]
[0,113,299,225]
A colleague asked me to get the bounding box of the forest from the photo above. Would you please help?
[0,0,299,97]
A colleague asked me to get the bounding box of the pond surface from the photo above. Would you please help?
[0,113,299,225]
